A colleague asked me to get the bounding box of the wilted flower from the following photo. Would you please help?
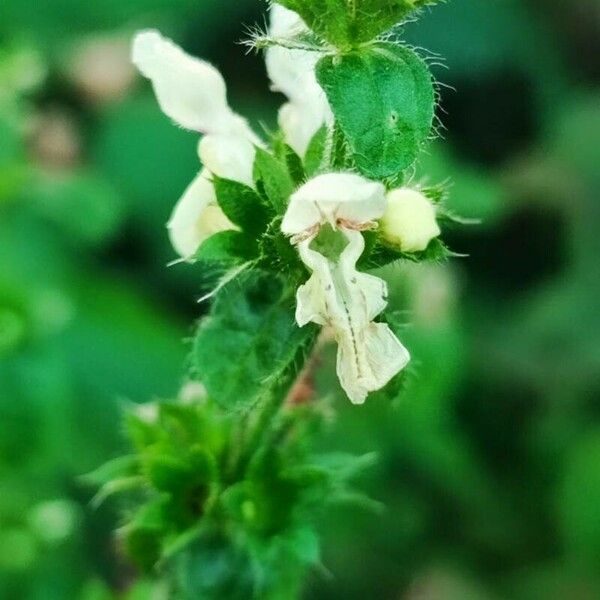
[282,173,411,403]
[380,188,441,252]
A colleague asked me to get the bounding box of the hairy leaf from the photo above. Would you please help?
[304,125,328,177]
[253,148,295,215]
[317,43,435,178]
[193,271,317,411]
[276,0,441,48]
[195,231,258,266]
[213,177,271,235]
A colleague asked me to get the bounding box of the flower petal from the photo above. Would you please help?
[132,30,253,138]
[279,101,326,158]
[281,173,386,235]
[296,230,387,328]
[293,229,409,403]
[337,322,410,404]
[167,170,235,259]
[269,4,306,38]
[266,5,332,157]
[198,134,255,187]
[338,231,389,322]
[266,6,318,103]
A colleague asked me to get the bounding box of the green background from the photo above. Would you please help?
[1,0,599,597]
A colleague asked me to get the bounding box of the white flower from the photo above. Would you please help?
[283,173,410,403]
[132,30,256,141]
[132,30,259,259]
[167,170,235,260]
[380,188,441,252]
[266,6,316,103]
[277,102,325,162]
[198,134,255,187]
[281,172,386,238]
[266,6,332,156]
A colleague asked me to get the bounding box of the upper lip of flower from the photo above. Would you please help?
[281,173,386,239]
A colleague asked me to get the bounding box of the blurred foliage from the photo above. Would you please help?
[87,394,375,599]
[0,0,599,598]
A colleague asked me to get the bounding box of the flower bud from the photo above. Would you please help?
[380,188,441,252]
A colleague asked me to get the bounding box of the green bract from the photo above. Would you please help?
[275,0,440,49]
[317,43,435,178]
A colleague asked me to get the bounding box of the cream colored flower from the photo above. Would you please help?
[167,170,235,260]
[281,173,386,238]
[380,188,441,252]
[132,30,258,259]
[132,30,255,140]
[198,134,255,187]
[266,6,332,156]
[283,173,410,403]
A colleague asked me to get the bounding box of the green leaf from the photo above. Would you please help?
[144,450,216,495]
[125,410,160,451]
[193,271,317,411]
[123,500,168,572]
[304,125,328,177]
[287,526,320,565]
[144,455,193,493]
[170,531,255,600]
[253,148,295,215]
[276,0,441,48]
[212,177,271,235]
[283,145,306,186]
[83,454,139,487]
[91,475,146,508]
[257,217,305,283]
[195,231,258,266]
[316,43,435,178]
[272,136,306,185]
[361,236,453,270]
